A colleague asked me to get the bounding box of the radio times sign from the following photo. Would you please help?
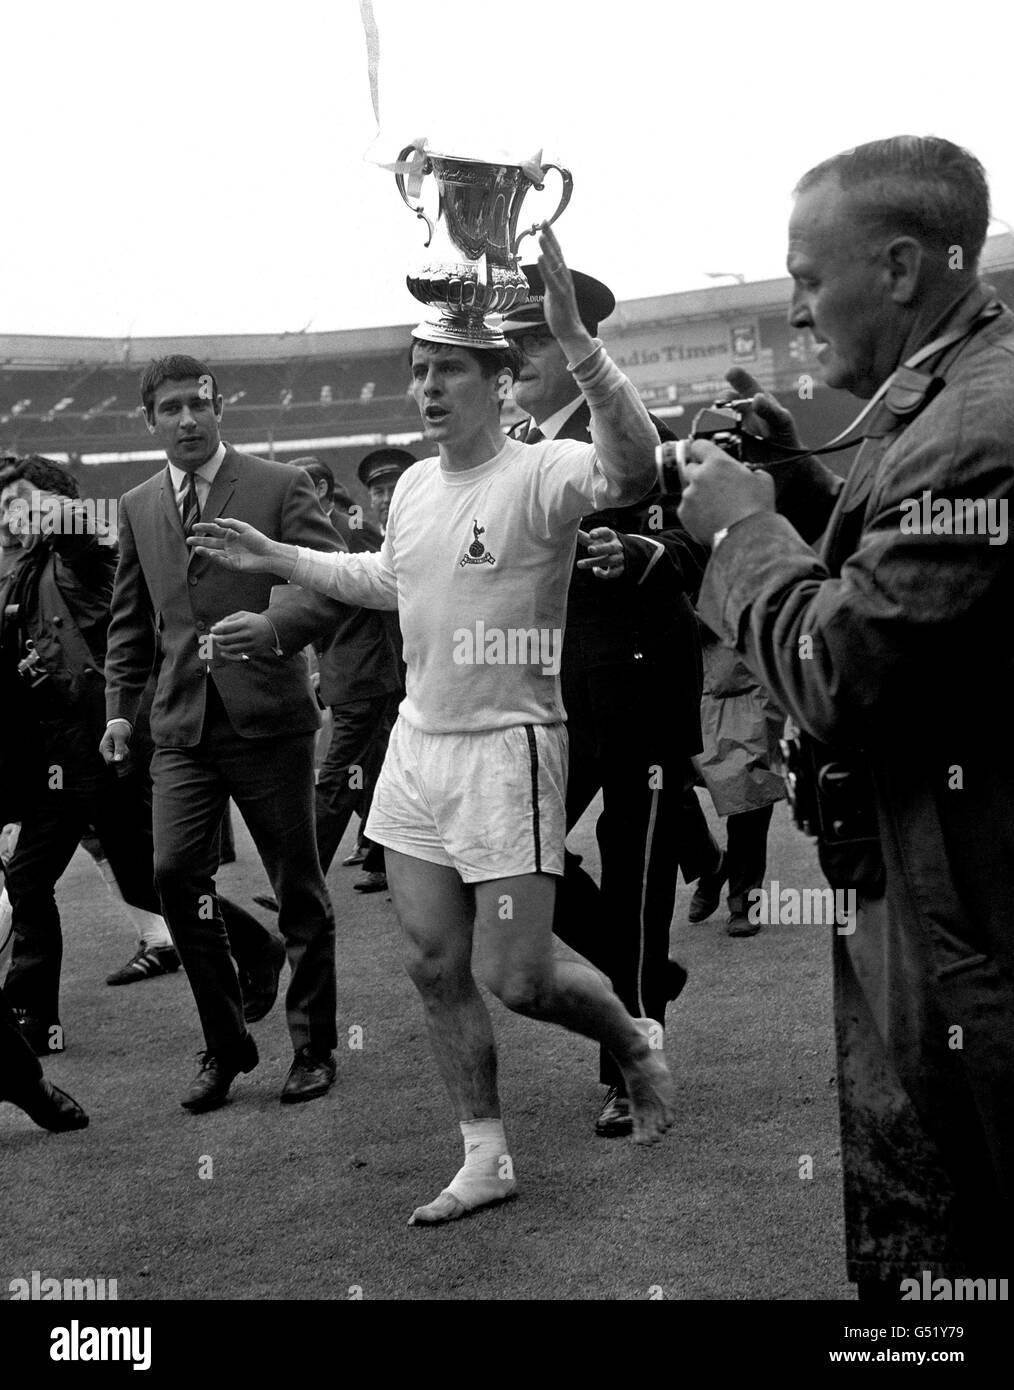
[611,317,773,401]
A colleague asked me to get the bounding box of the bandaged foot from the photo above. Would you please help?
[619,1018,676,1146]
[408,1118,518,1226]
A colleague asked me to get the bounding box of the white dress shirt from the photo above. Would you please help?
[168,441,226,520]
[532,395,585,441]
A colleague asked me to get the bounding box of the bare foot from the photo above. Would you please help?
[408,1178,517,1227]
[619,1029,676,1146]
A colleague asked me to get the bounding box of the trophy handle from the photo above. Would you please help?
[395,144,435,248]
[513,162,574,254]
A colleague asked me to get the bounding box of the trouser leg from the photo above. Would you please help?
[726,802,775,914]
[595,747,681,1086]
[4,794,86,1024]
[221,726,337,1057]
[315,695,392,875]
[675,778,722,883]
[0,984,45,1094]
[150,738,245,1061]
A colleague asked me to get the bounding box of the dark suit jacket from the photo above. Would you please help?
[314,510,403,707]
[105,445,347,747]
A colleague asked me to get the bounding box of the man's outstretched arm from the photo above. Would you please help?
[188,516,399,610]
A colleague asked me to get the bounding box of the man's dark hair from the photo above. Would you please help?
[331,481,353,511]
[0,454,79,499]
[295,457,335,504]
[408,339,520,381]
[795,135,991,267]
[140,355,221,422]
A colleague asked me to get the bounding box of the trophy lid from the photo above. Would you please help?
[412,313,509,350]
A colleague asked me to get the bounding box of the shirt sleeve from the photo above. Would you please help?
[527,438,635,531]
[290,532,399,610]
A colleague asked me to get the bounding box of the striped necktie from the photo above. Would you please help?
[181,472,201,535]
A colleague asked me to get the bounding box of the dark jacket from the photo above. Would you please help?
[314,510,403,708]
[698,285,1014,1277]
[0,514,118,821]
[515,403,707,752]
[105,446,347,746]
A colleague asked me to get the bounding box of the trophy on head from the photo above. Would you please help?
[395,144,572,347]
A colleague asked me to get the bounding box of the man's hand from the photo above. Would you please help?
[538,224,595,364]
[725,367,802,452]
[188,518,291,574]
[100,719,132,766]
[0,822,20,861]
[678,440,775,547]
[209,612,275,659]
[576,527,625,580]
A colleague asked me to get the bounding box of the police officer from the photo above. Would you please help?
[504,270,709,1137]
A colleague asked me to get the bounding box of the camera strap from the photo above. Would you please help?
[817,298,1004,450]
[745,298,1005,467]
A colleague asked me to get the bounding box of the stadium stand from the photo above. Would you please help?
[3,241,1012,510]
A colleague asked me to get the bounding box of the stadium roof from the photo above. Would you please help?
[5,234,1011,370]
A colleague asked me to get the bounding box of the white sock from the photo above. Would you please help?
[133,910,174,950]
[85,850,173,948]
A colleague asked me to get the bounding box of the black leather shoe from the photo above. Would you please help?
[726,912,761,938]
[352,871,388,894]
[280,1047,336,1105]
[12,1008,64,1056]
[240,934,286,1024]
[180,1035,259,1113]
[252,893,279,913]
[594,1085,632,1138]
[2,1078,89,1131]
[666,958,689,1002]
[687,853,727,923]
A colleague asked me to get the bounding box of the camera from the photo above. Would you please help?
[16,640,50,688]
[779,724,885,894]
[780,726,880,846]
[654,399,783,495]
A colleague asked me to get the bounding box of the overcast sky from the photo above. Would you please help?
[3,0,1011,339]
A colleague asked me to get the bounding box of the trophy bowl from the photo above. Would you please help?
[396,147,572,345]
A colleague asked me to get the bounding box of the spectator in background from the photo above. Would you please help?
[683,623,786,937]
[0,456,168,1053]
[359,447,415,537]
[1,508,21,580]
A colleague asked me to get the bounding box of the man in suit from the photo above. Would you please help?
[101,355,344,1113]
[678,135,1014,1295]
[504,269,710,1137]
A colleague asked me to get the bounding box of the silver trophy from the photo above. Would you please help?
[396,146,572,345]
